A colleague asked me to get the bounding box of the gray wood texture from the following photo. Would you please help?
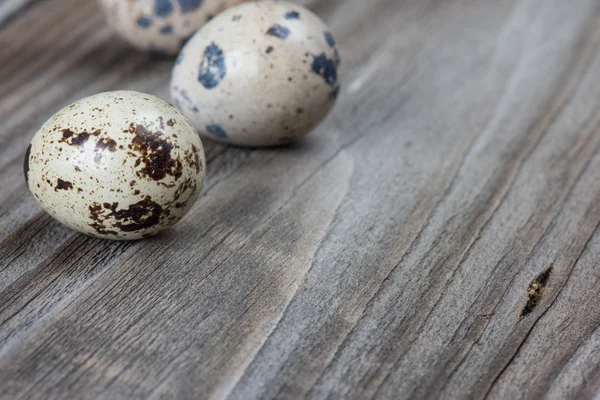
[1,0,600,398]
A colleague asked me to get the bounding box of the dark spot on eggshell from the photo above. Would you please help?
[285,11,300,20]
[89,223,119,236]
[59,128,100,147]
[267,24,290,39]
[266,46,274,54]
[311,53,338,86]
[198,43,226,89]
[184,144,202,173]
[159,25,173,35]
[55,178,73,191]
[95,137,117,152]
[89,196,165,234]
[180,89,193,103]
[178,0,202,13]
[128,123,183,182]
[324,32,336,48]
[154,0,173,17]
[172,176,198,205]
[137,15,153,29]
[89,203,102,216]
[232,15,242,21]
[167,119,176,127]
[206,124,227,139]
[23,144,31,186]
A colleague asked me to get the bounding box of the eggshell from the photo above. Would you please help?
[24,91,206,240]
[170,0,341,147]
[98,0,248,55]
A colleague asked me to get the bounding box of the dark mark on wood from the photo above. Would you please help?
[521,265,553,317]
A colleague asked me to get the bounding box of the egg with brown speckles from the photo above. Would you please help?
[170,0,341,147]
[24,91,206,240]
[98,0,248,55]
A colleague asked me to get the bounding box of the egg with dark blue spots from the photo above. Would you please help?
[170,0,341,147]
[98,0,248,55]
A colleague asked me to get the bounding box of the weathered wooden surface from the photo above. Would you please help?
[1,0,600,398]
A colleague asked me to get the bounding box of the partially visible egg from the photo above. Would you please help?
[98,0,248,55]
[24,91,206,240]
[170,0,341,147]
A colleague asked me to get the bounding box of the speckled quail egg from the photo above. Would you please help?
[98,0,248,55]
[170,0,341,147]
[24,91,206,240]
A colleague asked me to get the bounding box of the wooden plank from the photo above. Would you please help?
[1,0,600,398]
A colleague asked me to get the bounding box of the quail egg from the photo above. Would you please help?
[24,91,206,240]
[170,0,341,147]
[98,0,248,55]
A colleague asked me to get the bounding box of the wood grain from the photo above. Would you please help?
[1,0,600,398]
